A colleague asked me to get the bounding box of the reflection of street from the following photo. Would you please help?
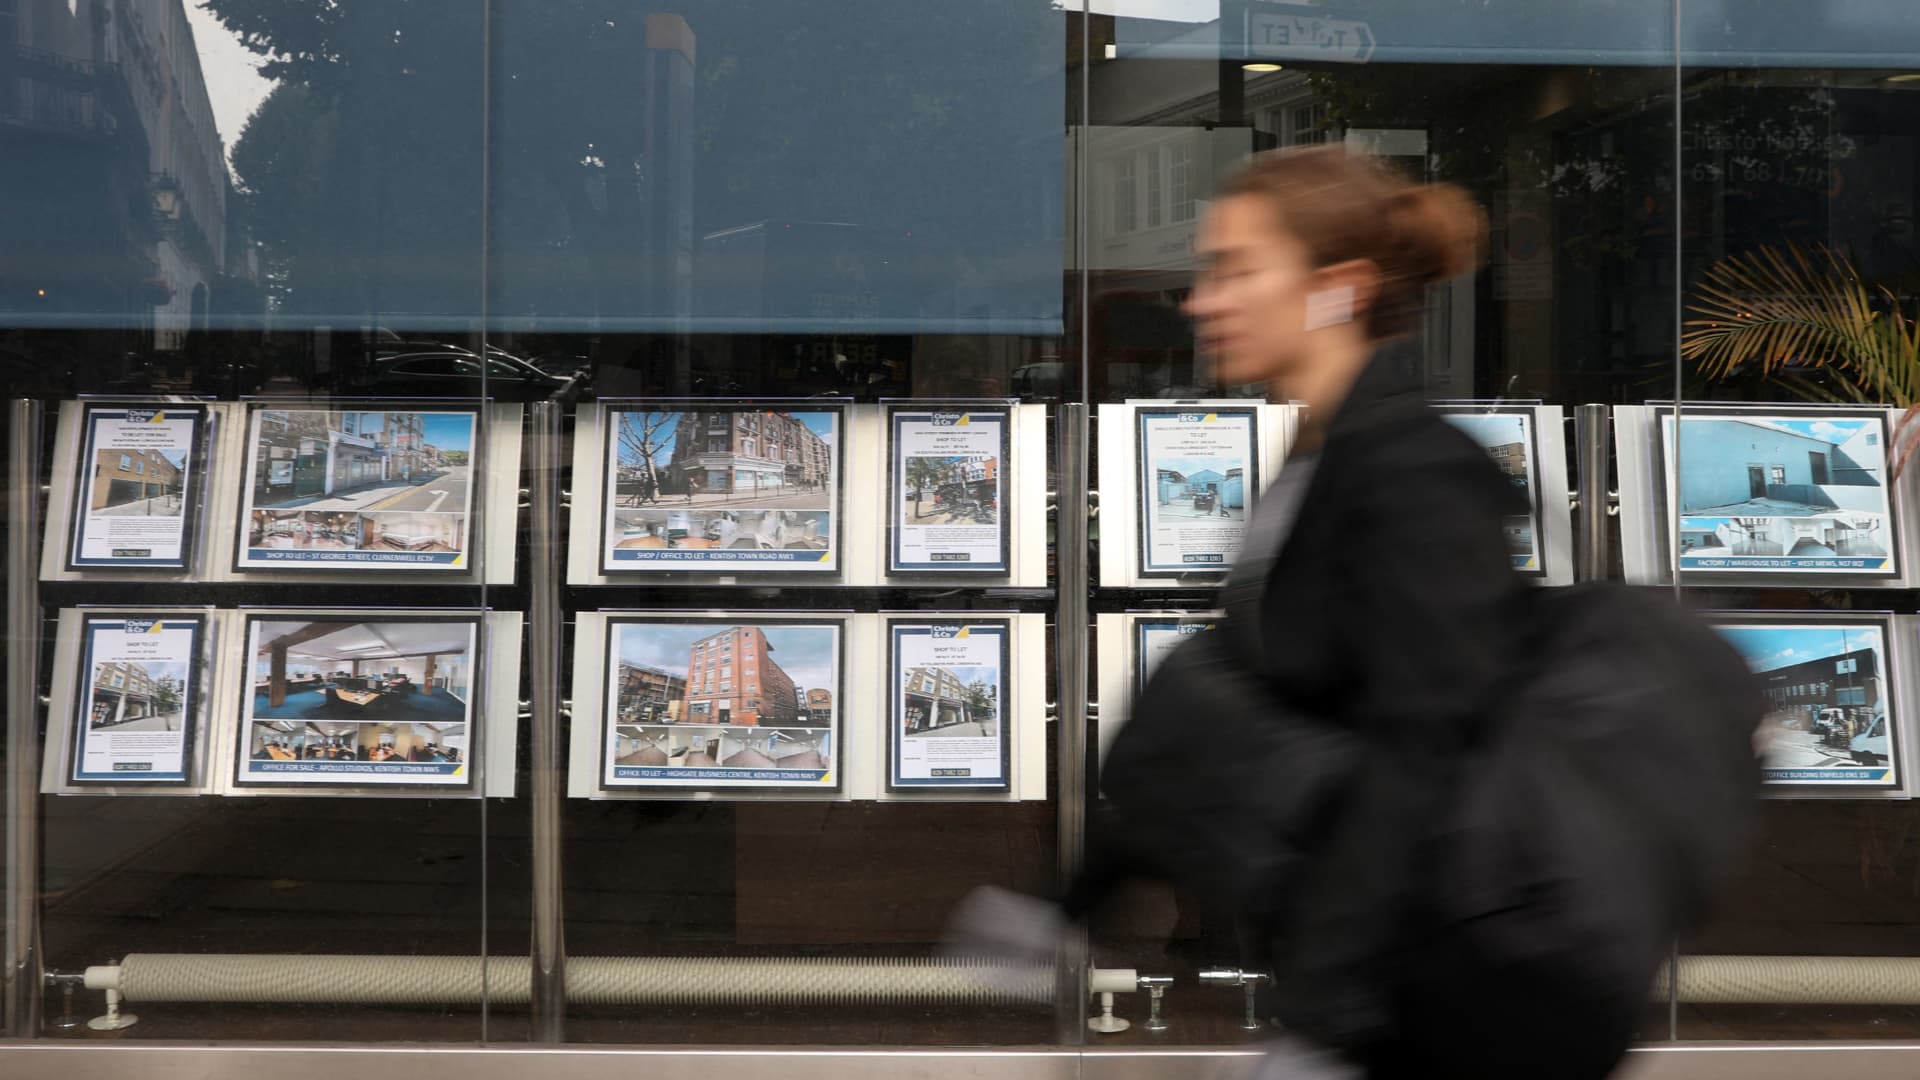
[94,711,182,733]
[263,466,468,513]
[95,493,184,516]
[910,721,992,738]
[1156,496,1245,523]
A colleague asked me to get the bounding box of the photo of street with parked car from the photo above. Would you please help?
[900,454,998,526]
[239,409,476,567]
[1716,621,1899,786]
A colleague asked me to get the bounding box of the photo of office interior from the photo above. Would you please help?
[248,619,475,725]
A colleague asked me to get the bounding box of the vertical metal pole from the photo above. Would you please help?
[6,398,45,1038]
[1573,404,1611,583]
[1668,0,1688,1038]
[1053,402,1090,1043]
[526,401,566,1042]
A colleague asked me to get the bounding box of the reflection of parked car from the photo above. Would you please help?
[355,352,578,402]
[1192,489,1216,512]
[1851,715,1891,766]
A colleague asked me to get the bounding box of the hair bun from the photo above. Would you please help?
[1387,184,1488,285]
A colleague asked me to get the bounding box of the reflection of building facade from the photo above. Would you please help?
[618,662,689,723]
[668,411,831,495]
[92,447,182,508]
[681,626,799,726]
[0,0,228,351]
[91,660,172,726]
[1759,646,1883,737]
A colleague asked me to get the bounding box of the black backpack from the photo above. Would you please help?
[1103,583,1761,1078]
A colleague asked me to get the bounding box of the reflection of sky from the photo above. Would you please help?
[159,449,188,469]
[616,623,839,692]
[420,413,475,452]
[1717,625,1883,673]
[1445,414,1528,451]
[1155,455,1241,476]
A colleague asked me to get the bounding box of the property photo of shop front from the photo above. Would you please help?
[249,409,474,515]
[87,660,188,732]
[89,447,187,517]
[902,664,998,738]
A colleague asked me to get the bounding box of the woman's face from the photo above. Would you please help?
[1182,194,1320,386]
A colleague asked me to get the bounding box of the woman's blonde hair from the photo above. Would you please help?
[1216,145,1487,338]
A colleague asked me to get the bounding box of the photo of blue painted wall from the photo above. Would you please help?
[1668,414,1896,574]
[1714,620,1900,790]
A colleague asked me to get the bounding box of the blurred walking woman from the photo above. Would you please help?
[951,144,1754,1079]
[1100,147,1537,1076]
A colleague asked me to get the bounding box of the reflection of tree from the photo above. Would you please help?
[207,0,1061,325]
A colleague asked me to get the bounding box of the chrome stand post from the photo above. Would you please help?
[6,398,44,1038]
[527,401,566,1042]
[1573,404,1613,582]
[1054,402,1090,1044]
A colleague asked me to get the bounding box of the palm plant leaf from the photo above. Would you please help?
[1682,241,1920,475]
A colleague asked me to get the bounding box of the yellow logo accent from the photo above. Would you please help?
[147,621,166,634]
[149,411,167,423]
[957,414,971,425]
[1203,412,1218,422]
[957,627,971,638]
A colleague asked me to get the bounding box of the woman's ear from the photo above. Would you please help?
[1308,259,1381,330]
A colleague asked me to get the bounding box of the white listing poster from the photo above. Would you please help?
[69,404,206,569]
[72,613,204,784]
[890,620,1011,791]
[1136,408,1259,575]
[1134,618,1218,694]
[601,404,844,574]
[889,407,1010,573]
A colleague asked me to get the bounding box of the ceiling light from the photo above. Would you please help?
[1884,73,1920,84]
[1244,62,1283,72]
